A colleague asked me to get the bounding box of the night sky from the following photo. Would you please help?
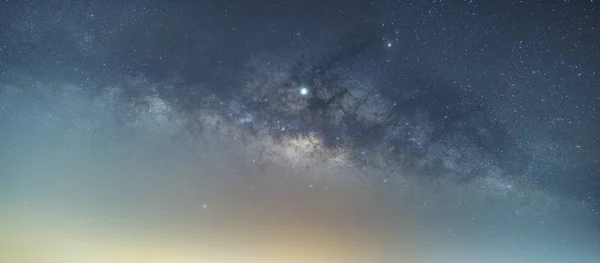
[1,0,599,262]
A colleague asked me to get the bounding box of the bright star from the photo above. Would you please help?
[300,87,309,96]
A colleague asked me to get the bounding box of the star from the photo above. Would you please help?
[300,87,309,96]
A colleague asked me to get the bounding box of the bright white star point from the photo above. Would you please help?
[300,87,309,96]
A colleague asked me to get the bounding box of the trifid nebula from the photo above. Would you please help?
[1,0,599,262]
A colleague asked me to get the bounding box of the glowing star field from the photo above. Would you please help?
[0,0,599,262]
